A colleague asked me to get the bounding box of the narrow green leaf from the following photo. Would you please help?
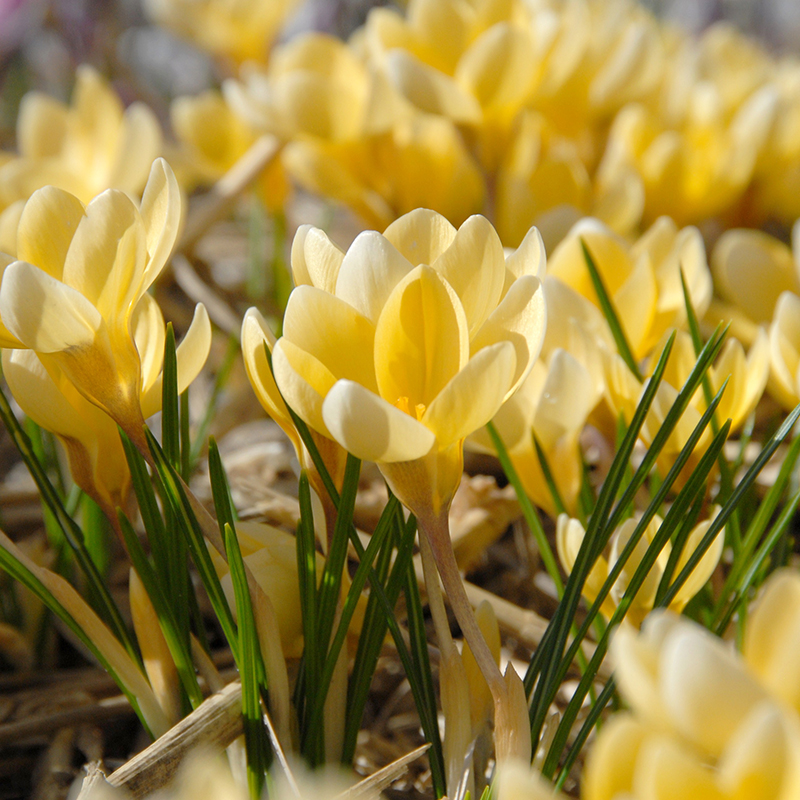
[532,433,567,516]
[225,522,269,797]
[580,238,642,380]
[145,429,239,663]
[117,511,202,710]
[162,324,180,471]
[486,421,563,594]
[0,382,136,660]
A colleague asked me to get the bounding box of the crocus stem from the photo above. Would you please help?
[419,533,458,660]
[418,512,507,703]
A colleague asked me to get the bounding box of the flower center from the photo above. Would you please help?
[395,395,426,421]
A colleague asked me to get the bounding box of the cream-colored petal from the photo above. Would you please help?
[283,285,377,390]
[108,105,163,198]
[16,93,67,159]
[0,261,102,352]
[140,303,211,420]
[61,188,146,318]
[290,225,345,292]
[716,701,800,800]
[471,274,546,395]
[0,201,23,258]
[272,338,337,437]
[744,570,800,713]
[660,622,768,758]
[632,734,725,799]
[322,378,435,463]
[614,253,657,359]
[384,49,482,123]
[712,229,797,324]
[131,292,166,399]
[334,230,413,322]
[504,225,546,285]
[431,214,506,336]
[383,208,457,266]
[533,349,593,450]
[422,341,516,447]
[374,264,468,410]
[583,714,648,800]
[139,158,182,291]
[670,520,724,610]
[241,308,296,435]
[16,186,85,279]
[2,349,99,442]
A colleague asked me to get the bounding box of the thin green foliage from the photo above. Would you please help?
[145,429,239,663]
[580,238,642,380]
[0,542,155,736]
[117,511,201,711]
[486,421,563,593]
[225,522,271,798]
[533,433,567,516]
[0,380,136,659]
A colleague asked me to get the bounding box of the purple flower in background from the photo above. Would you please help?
[0,0,48,57]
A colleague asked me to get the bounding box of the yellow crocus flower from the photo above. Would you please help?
[768,291,800,410]
[599,80,777,225]
[144,0,299,64]
[710,224,800,346]
[584,570,800,799]
[0,65,161,212]
[0,159,210,452]
[546,217,711,360]
[556,512,723,628]
[170,89,290,212]
[270,209,545,744]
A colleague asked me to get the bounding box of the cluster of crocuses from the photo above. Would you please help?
[141,0,800,243]
[1,2,800,799]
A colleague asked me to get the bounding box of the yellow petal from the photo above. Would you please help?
[15,186,85,280]
[660,622,768,758]
[471,274,546,394]
[383,208,457,267]
[504,225,546,285]
[712,229,797,324]
[614,251,657,359]
[422,341,516,447]
[716,701,800,800]
[670,520,724,610]
[583,715,648,800]
[533,349,594,449]
[374,264,468,410]
[334,230,413,323]
[241,307,298,444]
[290,224,345,292]
[384,50,482,123]
[108,105,163,198]
[283,285,377,390]
[744,570,800,713]
[322,379,435,462]
[16,92,67,159]
[272,337,338,437]
[0,261,102,351]
[431,214,506,336]
[60,189,147,320]
[140,303,211,420]
[131,293,166,399]
[139,158,182,291]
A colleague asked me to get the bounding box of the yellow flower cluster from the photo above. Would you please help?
[163,0,800,243]
[585,570,800,799]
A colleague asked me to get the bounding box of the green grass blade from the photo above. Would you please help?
[486,421,563,594]
[225,522,270,797]
[162,324,180,472]
[0,542,155,736]
[145,429,239,663]
[581,238,642,380]
[0,382,136,660]
[117,512,202,710]
[533,433,568,516]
